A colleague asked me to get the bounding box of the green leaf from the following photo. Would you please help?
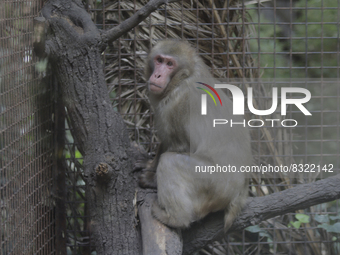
[75,150,82,158]
[296,214,310,223]
[35,59,48,72]
[245,225,262,233]
[289,221,301,229]
[318,222,340,234]
[314,214,329,223]
[329,215,340,221]
[259,231,272,239]
[330,222,340,233]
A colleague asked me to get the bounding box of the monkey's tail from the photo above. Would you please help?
[223,186,248,232]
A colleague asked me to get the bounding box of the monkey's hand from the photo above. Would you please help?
[139,169,157,189]
[131,141,152,171]
[135,158,153,171]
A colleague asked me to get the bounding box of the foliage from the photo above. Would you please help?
[289,213,310,229]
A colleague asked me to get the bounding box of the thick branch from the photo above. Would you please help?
[41,1,140,253]
[139,192,182,255]
[183,174,340,254]
[102,0,180,43]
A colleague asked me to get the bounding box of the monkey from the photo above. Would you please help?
[139,40,252,231]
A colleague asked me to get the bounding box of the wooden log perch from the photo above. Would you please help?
[182,174,340,254]
[139,192,182,255]
[136,174,340,254]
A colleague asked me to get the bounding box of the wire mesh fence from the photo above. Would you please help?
[91,0,339,254]
[0,0,56,254]
[1,0,340,254]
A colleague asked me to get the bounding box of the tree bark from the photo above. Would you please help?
[42,1,140,253]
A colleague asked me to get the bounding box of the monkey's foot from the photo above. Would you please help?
[134,159,153,171]
[152,200,191,229]
[130,142,151,171]
[139,170,157,189]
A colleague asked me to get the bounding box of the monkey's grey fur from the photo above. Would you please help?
[140,40,252,231]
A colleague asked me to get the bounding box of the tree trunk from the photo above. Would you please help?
[41,1,141,253]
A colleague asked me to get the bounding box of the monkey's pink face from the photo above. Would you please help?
[148,55,177,94]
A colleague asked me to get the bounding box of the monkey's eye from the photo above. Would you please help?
[167,61,173,66]
[157,57,163,63]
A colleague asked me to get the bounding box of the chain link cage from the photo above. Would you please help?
[0,0,56,254]
[1,0,339,254]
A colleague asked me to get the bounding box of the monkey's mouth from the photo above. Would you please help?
[149,82,164,93]
[149,82,162,88]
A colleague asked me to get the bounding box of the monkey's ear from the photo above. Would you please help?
[166,68,191,91]
[176,68,191,80]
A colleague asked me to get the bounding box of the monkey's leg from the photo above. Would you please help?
[223,183,248,231]
[152,152,204,228]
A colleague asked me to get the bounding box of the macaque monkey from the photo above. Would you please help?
[139,40,252,231]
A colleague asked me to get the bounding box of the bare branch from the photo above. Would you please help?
[139,192,182,255]
[182,174,340,254]
[102,0,180,44]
